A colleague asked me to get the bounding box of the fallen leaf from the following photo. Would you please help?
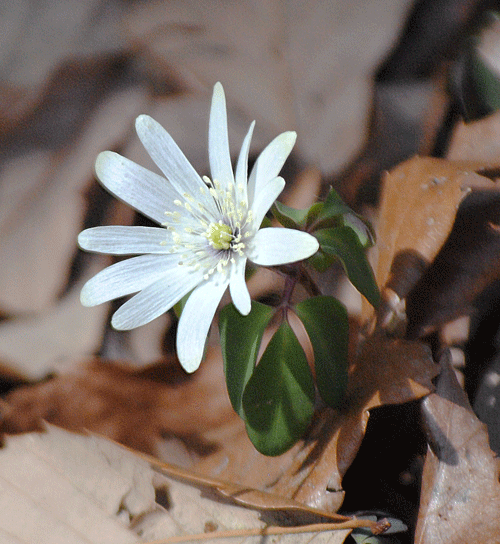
[0,86,149,314]
[415,352,500,543]
[0,262,109,380]
[0,0,125,120]
[402,110,500,338]
[195,333,438,513]
[447,109,500,163]
[370,156,499,328]
[374,157,496,293]
[0,424,379,544]
[0,351,237,461]
[0,425,150,544]
[0,332,438,518]
[125,0,414,176]
[405,189,500,338]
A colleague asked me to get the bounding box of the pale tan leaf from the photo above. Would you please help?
[125,0,414,175]
[415,353,500,543]
[0,262,109,380]
[0,425,149,544]
[0,425,376,544]
[0,0,124,90]
[0,87,148,314]
[447,109,500,163]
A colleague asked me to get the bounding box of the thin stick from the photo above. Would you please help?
[143,518,384,544]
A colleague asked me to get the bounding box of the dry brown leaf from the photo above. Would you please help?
[374,157,497,293]
[0,261,109,380]
[0,86,149,314]
[146,454,352,524]
[405,189,500,339]
[195,333,438,513]
[125,0,414,176]
[415,352,500,543]
[447,109,500,163]
[0,350,237,460]
[1,333,437,518]
[0,0,125,120]
[370,157,500,327]
[394,111,500,338]
[0,425,375,544]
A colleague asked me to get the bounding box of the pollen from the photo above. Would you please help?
[206,222,233,250]
[161,174,254,275]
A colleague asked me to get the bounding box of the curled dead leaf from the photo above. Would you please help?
[196,333,438,514]
[415,351,500,543]
[370,156,500,331]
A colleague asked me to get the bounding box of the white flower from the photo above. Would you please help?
[78,83,319,373]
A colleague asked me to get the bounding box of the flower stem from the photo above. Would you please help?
[274,263,322,317]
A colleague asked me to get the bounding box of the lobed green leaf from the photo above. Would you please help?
[242,320,315,456]
[271,201,310,229]
[219,302,274,417]
[295,296,349,409]
[315,226,380,308]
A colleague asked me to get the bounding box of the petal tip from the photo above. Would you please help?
[212,82,226,107]
[80,284,95,307]
[110,313,129,331]
[281,131,297,151]
[135,114,152,132]
[178,356,201,374]
[309,235,320,255]
[77,230,88,250]
[239,303,251,316]
[95,150,116,179]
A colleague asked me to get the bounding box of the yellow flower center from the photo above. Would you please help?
[207,221,232,250]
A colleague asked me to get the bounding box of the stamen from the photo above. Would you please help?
[160,170,253,278]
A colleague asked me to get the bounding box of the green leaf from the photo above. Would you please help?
[311,187,352,230]
[313,189,375,248]
[295,296,348,409]
[304,202,324,227]
[307,249,336,273]
[315,226,380,308]
[242,320,315,456]
[271,201,310,229]
[472,52,500,112]
[342,214,375,248]
[319,188,352,220]
[219,302,274,417]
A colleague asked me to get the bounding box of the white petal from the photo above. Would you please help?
[247,228,319,266]
[95,151,185,224]
[135,115,217,215]
[176,279,228,373]
[234,121,255,205]
[78,226,172,255]
[81,254,181,306]
[249,176,285,229]
[111,265,204,330]
[247,131,296,205]
[229,257,250,315]
[209,83,234,192]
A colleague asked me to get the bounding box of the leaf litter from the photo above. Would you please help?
[2,1,500,543]
[0,424,388,544]
[415,352,500,544]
